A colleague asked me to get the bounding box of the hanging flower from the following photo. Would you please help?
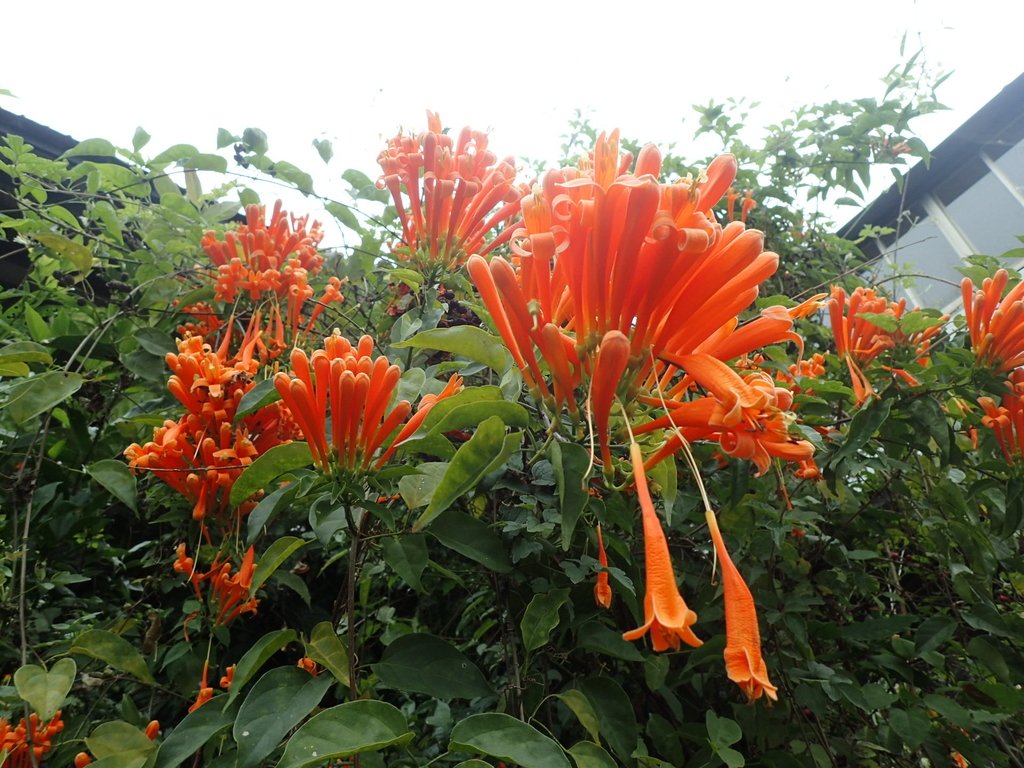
[622,444,702,651]
[705,508,778,703]
[594,524,613,609]
[962,269,1024,371]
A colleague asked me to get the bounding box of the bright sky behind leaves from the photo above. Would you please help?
[2,0,1020,247]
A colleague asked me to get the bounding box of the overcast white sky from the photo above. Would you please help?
[2,0,1021,245]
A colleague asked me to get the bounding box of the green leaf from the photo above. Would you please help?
[576,621,644,662]
[13,658,76,720]
[228,629,298,704]
[420,386,503,432]
[453,762,494,768]
[87,459,138,512]
[397,462,448,509]
[832,397,893,464]
[415,416,514,529]
[216,128,239,149]
[305,622,350,687]
[247,480,302,544]
[276,700,413,768]
[428,510,512,572]
[0,341,51,366]
[87,721,156,764]
[521,588,570,652]
[372,633,493,699]
[550,441,591,550]
[4,371,83,424]
[449,713,571,768]
[555,691,601,744]
[312,138,333,164]
[394,326,513,373]
[706,710,743,748]
[32,231,92,274]
[381,535,428,592]
[250,536,307,596]
[577,678,637,762]
[230,442,313,507]
[888,707,930,750]
[568,741,617,768]
[235,667,333,768]
[326,201,362,233]
[134,327,176,356]
[132,126,151,152]
[70,629,155,684]
[718,747,747,768]
[914,616,956,654]
[23,305,50,341]
[154,700,237,768]
[63,138,117,158]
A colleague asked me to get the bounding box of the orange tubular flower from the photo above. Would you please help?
[189,662,214,713]
[705,508,778,703]
[594,524,613,609]
[828,285,945,405]
[978,368,1024,462]
[622,444,702,651]
[0,711,64,768]
[963,269,1024,371]
[273,332,462,475]
[468,131,812,475]
[201,200,325,303]
[377,112,527,273]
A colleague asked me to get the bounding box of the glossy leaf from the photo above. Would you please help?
[4,371,84,424]
[276,700,413,768]
[449,713,571,768]
[521,588,570,652]
[576,678,637,762]
[230,442,313,506]
[381,534,428,592]
[155,701,237,768]
[550,441,591,550]
[250,536,307,596]
[87,459,138,512]
[555,691,601,744]
[227,629,298,704]
[305,622,350,687]
[393,325,512,373]
[234,377,282,423]
[568,741,617,768]
[428,510,512,572]
[235,667,333,768]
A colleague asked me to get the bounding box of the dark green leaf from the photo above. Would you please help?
[250,536,307,596]
[71,629,155,684]
[555,691,601,744]
[428,511,512,572]
[276,700,413,768]
[888,707,930,750]
[235,667,333,768]
[521,588,570,652]
[228,629,298,704]
[568,741,617,768]
[305,622,350,687]
[155,700,237,768]
[4,371,84,424]
[449,713,571,768]
[381,535,428,592]
[87,459,138,512]
[372,633,493,699]
[550,442,591,550]
[234,378,282,423]
[577,678,637,762]
[230,442,313,507]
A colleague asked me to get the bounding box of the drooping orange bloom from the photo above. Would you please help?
[962,269,1024,371]
[297,656,320,676]
[978,368,1024,462]
[201,200,325,303]
[705,507,777,702]
[828,285,945,405]
[189,662,215,713]
[219,666,236,690]
[594,524,613,609]
[622,444,702,651]
[468,131,812,474]
[173,545,259,627]
[377,112,527,273]
[273,332,462,474]
[0,711,64,768]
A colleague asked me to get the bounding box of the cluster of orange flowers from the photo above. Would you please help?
[273,332,463,476]
[174,543,259,628]
[1,711,64,768]
[978,369,1024,463]
[828,285,945,405]
[377,112,526,272]
[125,330,298,531]
[461,130,812,701]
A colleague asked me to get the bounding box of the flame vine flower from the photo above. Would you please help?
[377,112,527,274]
[978,368,1024,463]
[467,131,813,476]
[273,331,463,478]
[962,268,1024,372]
[0,712,64,768]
